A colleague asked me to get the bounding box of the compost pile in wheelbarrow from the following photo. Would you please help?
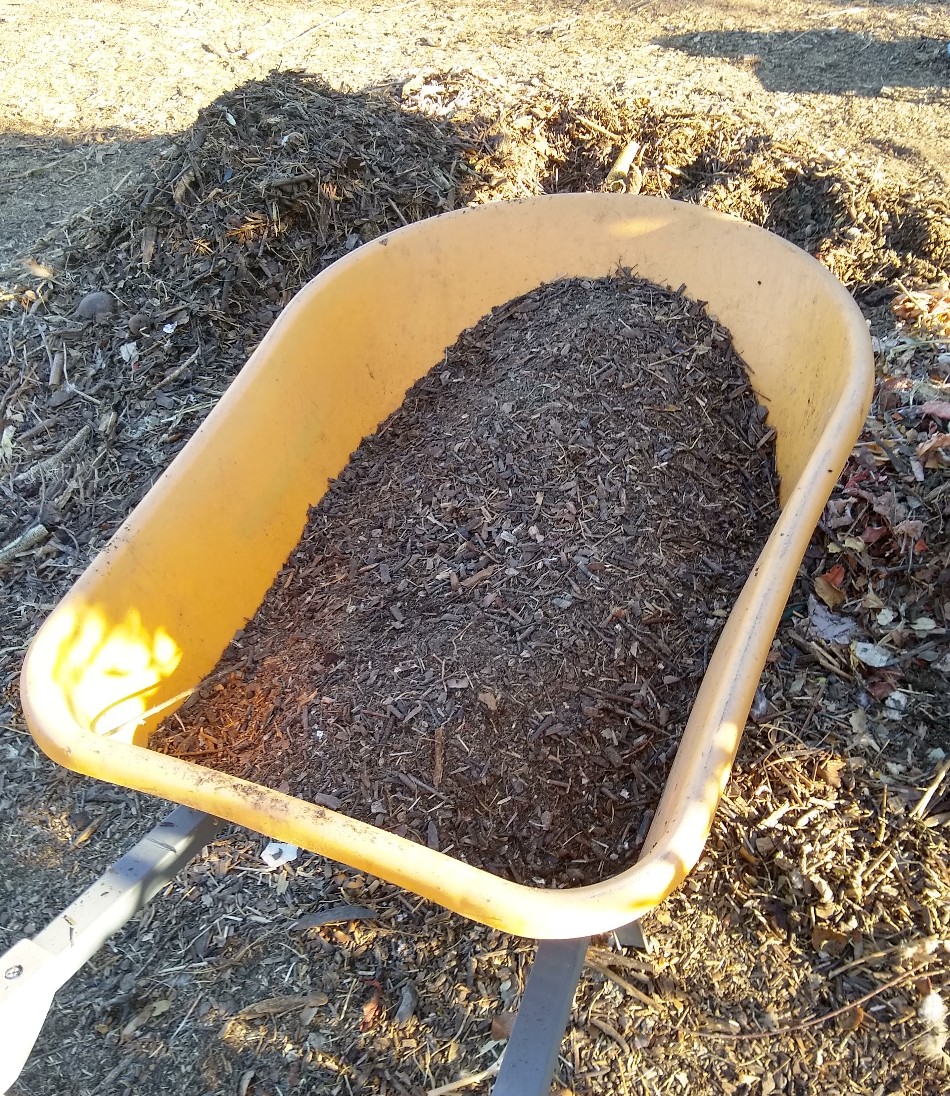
[155,272,778,885]
[4,69,950,1096]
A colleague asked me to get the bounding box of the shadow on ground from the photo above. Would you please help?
[655,30,950,96]
[0,132,166,274]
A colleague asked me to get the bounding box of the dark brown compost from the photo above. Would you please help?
[154,273,779,885]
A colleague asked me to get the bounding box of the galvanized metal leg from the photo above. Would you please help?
[492,937,590,1096]
[0,806,221,1095]
[612,919,648,952]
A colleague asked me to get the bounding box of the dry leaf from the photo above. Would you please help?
[234,992,329,1021]
[867,677,899,701]
[818,758,846,788]
[871,493,907,528]
[862,589,885,611]
[838,1004,865,1032]
[893,518,925,543]
[491,1011,517,1041]
[814,575,845,609]
[920,401,950,421]
[916,433,950,462]
[120,1007,154,1040]
[861,525,888,545]
[853,641,895,668]
[360,981,383,1032]
[808,600,860,644]
[394,982,418,1025]
[478,689,498,711]
[812,925,848,957]
[821,563,846,587]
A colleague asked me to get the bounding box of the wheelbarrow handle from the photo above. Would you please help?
[0,806,222,1094]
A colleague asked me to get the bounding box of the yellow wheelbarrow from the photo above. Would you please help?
[6,194,873,1094]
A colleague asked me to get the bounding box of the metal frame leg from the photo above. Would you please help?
[492,937,590,1096]
[491,919,650,1096]
[0,806,221,1094]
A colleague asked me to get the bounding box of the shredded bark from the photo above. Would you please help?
[155,272,778,885]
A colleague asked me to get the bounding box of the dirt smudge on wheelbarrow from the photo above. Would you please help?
[155,272,778,885]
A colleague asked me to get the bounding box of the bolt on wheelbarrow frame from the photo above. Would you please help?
[20,194,873,942]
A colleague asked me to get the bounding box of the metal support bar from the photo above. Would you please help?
[492,937,590,1096]
[612,919,648,952]
[0,806,221,1095]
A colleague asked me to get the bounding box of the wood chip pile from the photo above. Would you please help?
[404,71,950,292]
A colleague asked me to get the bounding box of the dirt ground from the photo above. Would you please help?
[2,0,949,273]
[1,2,950,1095]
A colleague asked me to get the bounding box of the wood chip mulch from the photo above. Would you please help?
[155,272,778,886]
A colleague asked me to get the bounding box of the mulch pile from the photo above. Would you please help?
[154,273,778,885]
[1,73,462,642]
[403,70,950,293]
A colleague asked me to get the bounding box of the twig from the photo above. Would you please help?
[911,757,950,820]
[788,630,855,681]
[0,153,72,184]
[585,956,656,1008]
[387,197,409,227]
[427,1056,503,1095]
[696,957,945,1041]
[246,8,356,59]
[575,114,622,142]
[586,945,654,977]
[606,139,642,192]
[264,172,319,190]
[0,524,49,569]
[14,423,91,485]
[146,349,200,395]
[589,1015,632,1056]
[49,350,65,388]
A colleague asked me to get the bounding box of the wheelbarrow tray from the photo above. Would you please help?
[21,194,872,939]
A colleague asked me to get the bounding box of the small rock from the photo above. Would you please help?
[75,290,114,322]
[394,982,418,1025]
